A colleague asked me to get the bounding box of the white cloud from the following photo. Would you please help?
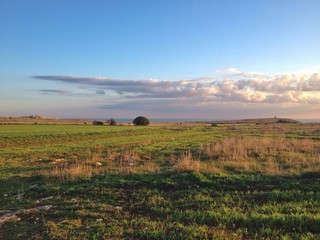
[214,67,242,74]
[34,71,320,104]
[33,69,320,118]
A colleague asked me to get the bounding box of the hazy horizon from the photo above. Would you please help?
[1,1,319,119]
[2,115,320,124]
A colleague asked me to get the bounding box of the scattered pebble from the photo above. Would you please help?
[53,158,66,163]
[36,205,54,211]
[105,205,123,212]
[114,206,122,211]
[28,184,39,190]
[15,193,24,200]
[57,220,69,225]
[0,213,21,225]
[40,196,53,202]
[35,196,53,204]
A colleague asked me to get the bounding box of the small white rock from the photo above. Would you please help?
[114,206,122,211]
[40,196,53,202]
[29,184,39,190]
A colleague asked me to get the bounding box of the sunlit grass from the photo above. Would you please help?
[1,123,320,239]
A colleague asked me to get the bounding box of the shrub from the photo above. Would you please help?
[106,118,116,126]
[93,120,104,125]
[133,116,150,126]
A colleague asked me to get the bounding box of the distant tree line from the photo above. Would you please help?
[93,118,116,126]
[92,116,150,126]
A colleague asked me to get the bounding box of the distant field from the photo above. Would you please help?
[0,116,208,126]
[1,123,320,239]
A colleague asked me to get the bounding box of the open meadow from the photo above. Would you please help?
[1,122,320,239]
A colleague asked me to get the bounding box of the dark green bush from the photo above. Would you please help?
[133,116,150,126]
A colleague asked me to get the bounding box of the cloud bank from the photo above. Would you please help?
[34,71,320,104]
[32,69,320,118]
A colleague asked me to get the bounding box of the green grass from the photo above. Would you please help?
[1,123,320,239]
[0,125,222,161]
[1,172,319,239]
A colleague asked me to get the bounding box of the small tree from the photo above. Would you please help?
[93,120,104,125]
[106,118,116,126]
[133,116,150,126]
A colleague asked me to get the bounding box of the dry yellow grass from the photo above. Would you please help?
[174,151,201,172]
[197,136,320,174]
[40,150,161,183]
[41,134,320,182]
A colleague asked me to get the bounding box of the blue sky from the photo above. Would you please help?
[1,0,319,119]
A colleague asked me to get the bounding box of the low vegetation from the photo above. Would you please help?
[0,122,320,239]
[133,116,150,126]
[106,118,117,126]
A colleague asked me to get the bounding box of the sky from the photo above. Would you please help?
[0,0,319,120]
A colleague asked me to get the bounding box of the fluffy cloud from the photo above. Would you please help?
[34,72,320,105]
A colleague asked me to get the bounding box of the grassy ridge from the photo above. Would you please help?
[1,123,320,239]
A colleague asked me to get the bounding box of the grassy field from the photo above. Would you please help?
[0,123,320,239]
